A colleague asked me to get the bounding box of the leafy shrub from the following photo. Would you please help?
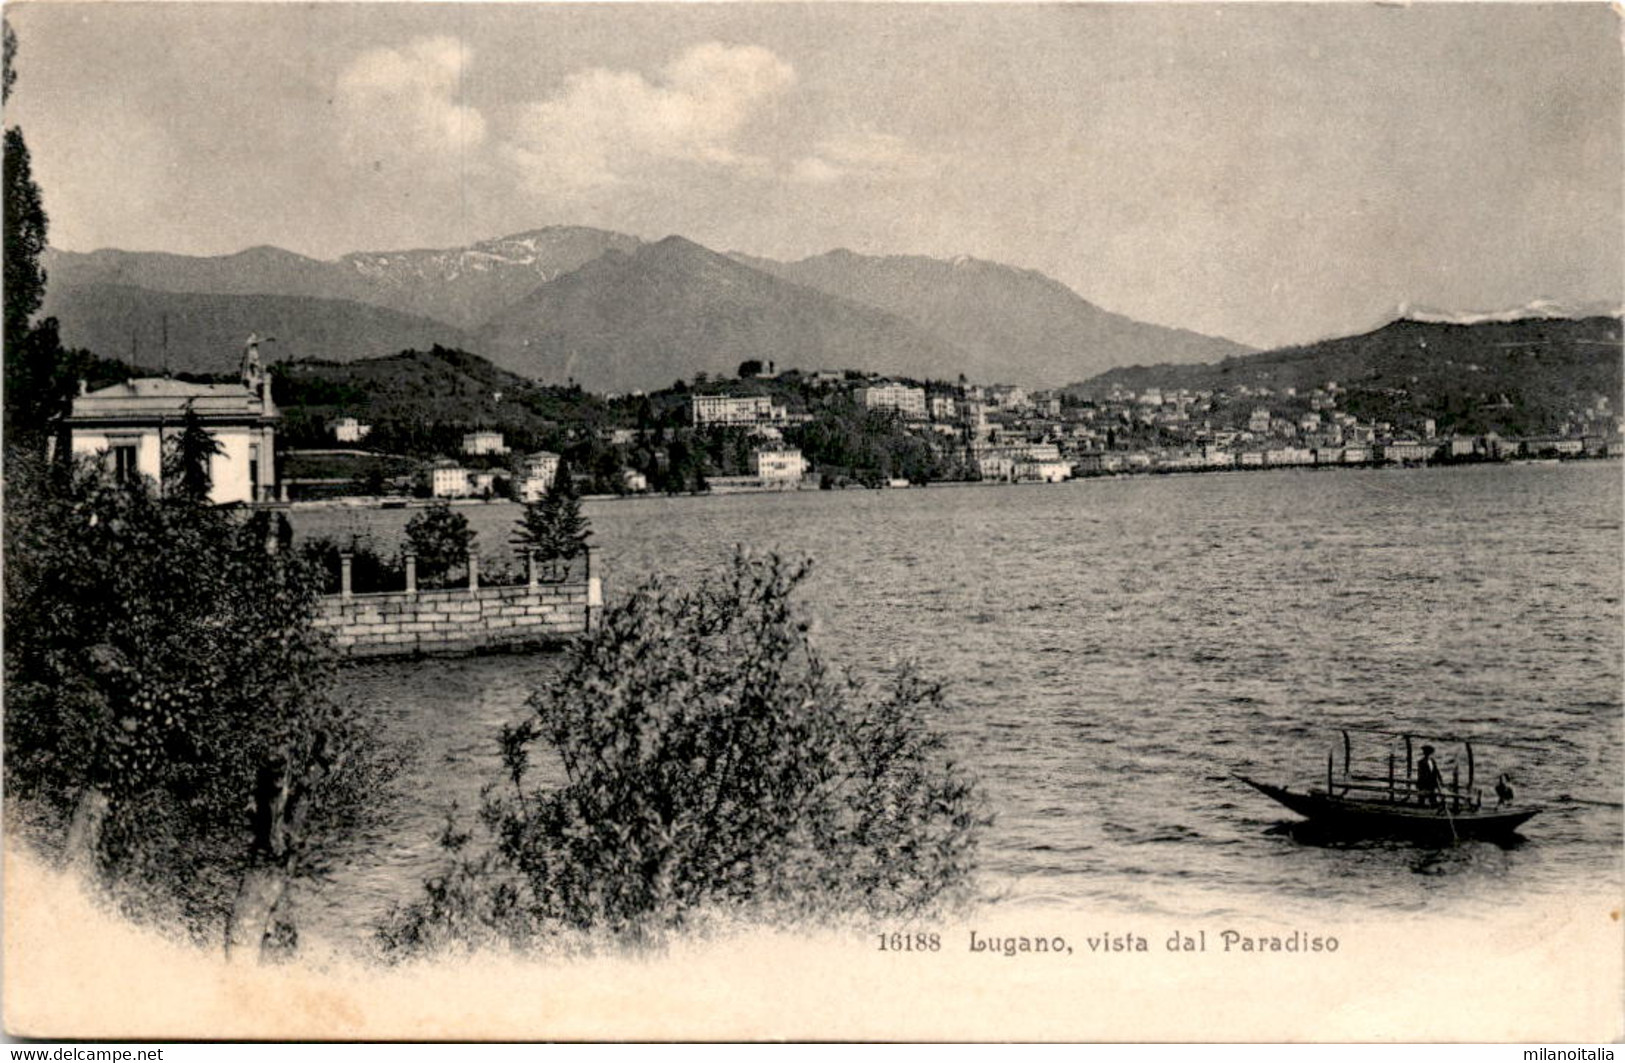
[3,454,400,954]
[405,501,475,587]
[381,550,987,956]
[477,556,526,588]
[300,534,405,594]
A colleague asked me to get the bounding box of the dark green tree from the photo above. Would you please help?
[352,464,389,498]
[2,124,44,343]
[163,403,224,502]
[510,467,591,580]
[3,23,80,459]
[405,501,475,586]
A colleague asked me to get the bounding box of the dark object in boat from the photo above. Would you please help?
[1236,729,1540,842]
[1495,773,1516,807]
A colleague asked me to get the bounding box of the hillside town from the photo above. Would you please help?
[349,365,1625,501]
[66,338,1621,508]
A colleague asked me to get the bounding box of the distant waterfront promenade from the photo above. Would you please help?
[281,446,1621,518]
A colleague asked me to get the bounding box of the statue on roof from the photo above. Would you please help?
[241,333,271,396]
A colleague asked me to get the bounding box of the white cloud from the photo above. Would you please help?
[505,42,795,192]
[792,128,935,184]
[335,37,487,164]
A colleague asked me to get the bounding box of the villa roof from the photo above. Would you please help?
[68,377,274,424]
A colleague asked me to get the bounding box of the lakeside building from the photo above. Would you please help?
[1018,457,1072,482]
[971,439,1071,482]
[754,446,808,484]
[1265,446,1316,466]
[519,451,561,502]
[1523,437,1585,457]
[978,453,1016,481]
[430,460,471,498]
[691,394,787,427]
[66,336,280,505]
[707,448,809,493]
[463,430,508,456]
[854,384,928,418]
[333,417,372,443]
[931,395,959,420]
[1379,440,1434,463]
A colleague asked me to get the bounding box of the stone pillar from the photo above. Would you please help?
[527,550,538,588]
[340,552,353,599]
[404,553,417,595]
[583,546,597,630]
[468,553,480,595]
[586,576,602,631]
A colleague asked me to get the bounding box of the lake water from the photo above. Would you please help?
[298,463,1624,951]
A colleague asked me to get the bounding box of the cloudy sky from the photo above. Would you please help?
[5,3,1621,348]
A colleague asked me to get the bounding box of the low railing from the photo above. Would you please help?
[334,548,591,599]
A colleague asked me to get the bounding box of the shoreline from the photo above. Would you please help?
[270,453,1620,512]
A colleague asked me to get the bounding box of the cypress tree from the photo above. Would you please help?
[3,21,81,459]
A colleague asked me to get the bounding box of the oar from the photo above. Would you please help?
[1556,794,1625,809]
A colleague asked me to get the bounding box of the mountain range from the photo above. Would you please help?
[41,226,1251,393]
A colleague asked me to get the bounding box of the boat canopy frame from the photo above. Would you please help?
[1320,728,1504,814]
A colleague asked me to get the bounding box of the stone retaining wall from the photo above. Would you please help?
[315,579,601,659]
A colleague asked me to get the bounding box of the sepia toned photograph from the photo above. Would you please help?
[2,0,1621,1044]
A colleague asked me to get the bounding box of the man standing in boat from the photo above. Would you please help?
[1416,744,1444,806]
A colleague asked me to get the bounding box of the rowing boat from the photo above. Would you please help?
[1236,728,1541,842]
[1235,776,1540,842]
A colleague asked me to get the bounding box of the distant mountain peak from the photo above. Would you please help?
[639,235,734,270]
[234,244,306,259]
[649,234,709,254]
